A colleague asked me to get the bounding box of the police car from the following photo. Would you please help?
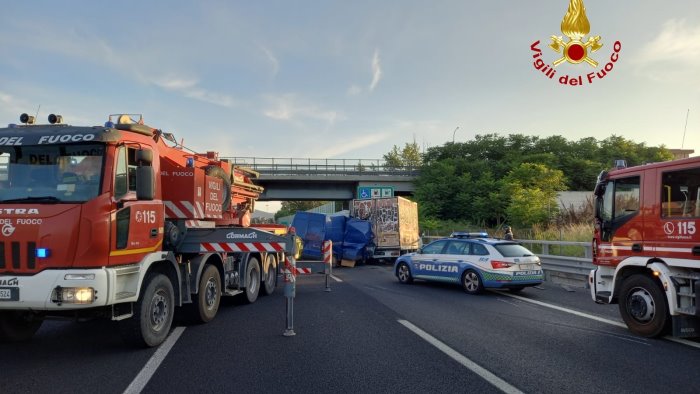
[394,232,543,294]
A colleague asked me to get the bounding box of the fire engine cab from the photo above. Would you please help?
[590,158,700,337]
[0,113,293,347]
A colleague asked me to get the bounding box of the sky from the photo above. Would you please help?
[1,1,699,188]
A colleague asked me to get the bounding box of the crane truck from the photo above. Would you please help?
[590,157,700,338]
[0,113,294,347]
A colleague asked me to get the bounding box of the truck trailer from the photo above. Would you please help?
[352,196,420,261]
[0,113,293,346]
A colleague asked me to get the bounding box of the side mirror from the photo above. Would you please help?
[136,149,153,165]
[136,167,154,200]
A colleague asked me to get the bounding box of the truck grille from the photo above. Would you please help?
[0,242,36,272]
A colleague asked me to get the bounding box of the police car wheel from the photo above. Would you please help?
[397,263,413,284]
[462,270,484,295]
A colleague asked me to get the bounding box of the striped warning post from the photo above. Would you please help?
[322,240,332,266]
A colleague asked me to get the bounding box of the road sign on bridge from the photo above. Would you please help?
[357,186,394,199]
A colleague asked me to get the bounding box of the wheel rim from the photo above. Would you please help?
[464,272,479,292]
[150,289,169,331]
[398,265,409,281]
[205,278,218,310]
[249,268,259,294]
[627,287,655,323]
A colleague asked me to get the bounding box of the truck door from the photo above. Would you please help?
[654,165,700,259]
[598,175,642,266]
[109,145,164,265]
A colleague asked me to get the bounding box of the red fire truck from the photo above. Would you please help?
[590,158,700,337]
[0,113,293,346]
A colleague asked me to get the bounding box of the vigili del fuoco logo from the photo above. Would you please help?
[530,0,621,86]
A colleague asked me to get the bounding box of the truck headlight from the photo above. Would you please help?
[52,286,95,304]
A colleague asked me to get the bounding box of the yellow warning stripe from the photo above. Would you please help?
[110,240,163,257]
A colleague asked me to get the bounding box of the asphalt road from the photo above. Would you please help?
[1,264,699,394]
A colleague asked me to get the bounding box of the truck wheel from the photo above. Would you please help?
[262,254,277,296]
[189,265,221,323]
[618,274,669,337]
[119,272,175,347]
[243,257,261,304]
[0,312,43,342]
[462,269,484,295]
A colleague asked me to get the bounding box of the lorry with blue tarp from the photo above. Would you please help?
[291,211,328,260]
[291,211,373,264]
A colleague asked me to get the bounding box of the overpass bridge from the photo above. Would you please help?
[223,157,419,201]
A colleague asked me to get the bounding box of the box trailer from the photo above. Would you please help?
[352,197,420,261]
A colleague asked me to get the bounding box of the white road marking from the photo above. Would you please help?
[330,274,343,283]
[398,319,524,394]
[502,292,700,350]
[502,293,627,328]
[666,337,700,349]
[123,327,186,394]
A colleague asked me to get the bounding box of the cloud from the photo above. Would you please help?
[259,45,280,77]
[347,49,383,96]
[153,75,239,108]
[369,49,382,91]
[0,91,26,115]
[316,132,391,158]
[263,94,341,125]
[347,85,362,96]
[636,19,700,66]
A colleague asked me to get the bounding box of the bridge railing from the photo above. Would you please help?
[222,157,419,176]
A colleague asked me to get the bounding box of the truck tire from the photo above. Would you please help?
[205,166,231,211]
[243,257,261,304]
[188,264,221,323]
[119,272,175,347]
[0,312,43,342]
[262,254,277,296]
[618,274,670,337]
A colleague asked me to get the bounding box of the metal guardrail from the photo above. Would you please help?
[222,157,419,177]
[422,237,593,287]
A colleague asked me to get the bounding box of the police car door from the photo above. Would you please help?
[413,240,448,276]
[441,240,467,281]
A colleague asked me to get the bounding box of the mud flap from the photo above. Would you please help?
[672,315,700,338]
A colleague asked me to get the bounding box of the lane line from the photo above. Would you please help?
[398,319,524,394]
[123,326,186,394]
[501,293,627,328]
[666,337,700,349]
[330,274,343,283]
[501,293,700,349]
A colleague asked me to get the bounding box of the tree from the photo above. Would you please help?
[412,132,674,227]
[383,141,422,169]
[274,201,327,220]
[501,163,567,227]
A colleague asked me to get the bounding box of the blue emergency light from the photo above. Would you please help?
[36,248,51,258]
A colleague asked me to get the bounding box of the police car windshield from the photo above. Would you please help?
[493,243,535,258]
[0,144,104,203]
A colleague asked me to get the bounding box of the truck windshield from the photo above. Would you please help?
[0,144,105,203]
